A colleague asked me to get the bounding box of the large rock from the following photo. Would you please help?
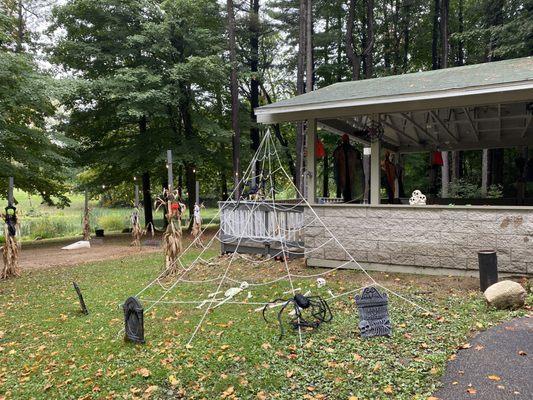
[484,280,526,309]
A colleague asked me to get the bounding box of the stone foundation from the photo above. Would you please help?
[305,204,533,276]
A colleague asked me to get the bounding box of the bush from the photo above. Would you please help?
[97,214,128,232]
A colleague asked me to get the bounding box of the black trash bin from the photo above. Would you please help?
[478,250,498,292]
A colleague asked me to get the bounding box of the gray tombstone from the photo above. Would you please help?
[72,282,89,315]
[355,286,391,338]
[123,297,145,344]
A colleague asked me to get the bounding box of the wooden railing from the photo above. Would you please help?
[218,201,305,257]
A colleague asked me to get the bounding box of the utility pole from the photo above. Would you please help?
[167,150,174,192]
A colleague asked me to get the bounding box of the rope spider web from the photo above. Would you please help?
[122,129,433,346]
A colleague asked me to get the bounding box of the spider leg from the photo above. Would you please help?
[276,300,293,340]
[262,298,287,324]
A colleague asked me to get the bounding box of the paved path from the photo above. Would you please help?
[434,316,532,400]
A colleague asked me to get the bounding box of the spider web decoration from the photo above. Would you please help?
[120,129,433,346]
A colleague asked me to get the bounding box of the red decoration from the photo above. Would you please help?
[431,151,444,166]
[315,139,326,159]
[171,202,180,211]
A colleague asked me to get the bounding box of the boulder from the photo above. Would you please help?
[484,280,526,309]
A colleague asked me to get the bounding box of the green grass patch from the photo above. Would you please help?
[0,251,528,400]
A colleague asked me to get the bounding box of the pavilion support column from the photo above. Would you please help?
[363,147,371,203]
[481,149,489,197]
[305,118,316,203]
[441,151,449,198]
[370,140,381,205]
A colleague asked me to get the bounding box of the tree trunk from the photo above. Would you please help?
[402,1,410,72]
[142,172,153,230]
[185,163,196,229]
[306,0,313,93]
[227,0,241,199]
[345,0,361,80]
[432,0,440,70]
[440,0,449,68]
[295,0,307,195]
[364,0,374,78]
[456,0,464,66]
[249,0,260,183]
[139,116,153,229]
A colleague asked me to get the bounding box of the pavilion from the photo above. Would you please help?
[254,56,533,277]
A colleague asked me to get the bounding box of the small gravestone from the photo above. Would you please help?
[355,286,391,338]
[123,297,145,344]
[72,282,89,315]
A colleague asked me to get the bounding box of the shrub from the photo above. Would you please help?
[97,214,128,232]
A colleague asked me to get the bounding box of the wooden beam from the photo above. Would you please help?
[462,107,480,141]
[380,115,420,145]
[429,110,459,142]
[399,113,439,144]
[521,115,532,138]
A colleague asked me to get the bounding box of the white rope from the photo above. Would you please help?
[186,188,267,345]
[268,132,434,315]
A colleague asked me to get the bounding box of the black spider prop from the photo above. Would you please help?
[262,293,333,339]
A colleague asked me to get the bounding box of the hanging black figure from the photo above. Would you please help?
[4,205,17,237]
[262,293,333,339]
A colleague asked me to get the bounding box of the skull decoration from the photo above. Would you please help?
[316,278,326,288]
[409,190,427,205]
[355,287,392,338]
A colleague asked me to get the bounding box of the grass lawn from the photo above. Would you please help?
[0,242,529,400]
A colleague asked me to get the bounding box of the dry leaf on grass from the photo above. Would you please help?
[488,375,501,381]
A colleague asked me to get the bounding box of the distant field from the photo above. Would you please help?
[0,190,219,242]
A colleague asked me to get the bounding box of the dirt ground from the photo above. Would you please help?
[18,234,163,271]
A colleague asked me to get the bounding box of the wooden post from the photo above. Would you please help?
[195,180,200,205]
[305,119,316,203]
[441,151,449,198]
[481,149,489,197]
[8,177,14,206]
[167,150,173,192]
[363,148,371,203]
[370,140,381,205]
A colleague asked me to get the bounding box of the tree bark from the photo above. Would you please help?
[440,0,449,68]
[249,0,260,183]
[227,0,241,199]
[431,0,440,70]
[295,0,307,195]
[345,0,361,80]
[306,0,313,93]
[364,0,374,78]
[139,116,153,229]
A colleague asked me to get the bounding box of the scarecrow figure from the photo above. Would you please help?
[155,189,186,276]
[191,202,204,248]
[1,205,21,280]
[130,206,143,248]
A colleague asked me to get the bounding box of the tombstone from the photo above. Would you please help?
[72,282,89,315]
[123,297,145,344]
[355,287,392,338]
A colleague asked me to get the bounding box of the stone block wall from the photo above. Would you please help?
[304,205,533,275]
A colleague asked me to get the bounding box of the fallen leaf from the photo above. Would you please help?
[136,367,151,378]
[261,342,272,350]
[427,397,440,400]
[256,391,267,400]
[221,386,234,398]
[348,397,359,400]
[497,385,505,390]
[518,350,527,356]
[168,375,179,386]
[383,385,393,394]
[307,386,315,392]
[466,388,477,394]
[286,370,294,378]
[488,375,501,381]
[460,343,472,349]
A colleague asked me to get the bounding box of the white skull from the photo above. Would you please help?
[239,281,249,290]
[316,278,326,288]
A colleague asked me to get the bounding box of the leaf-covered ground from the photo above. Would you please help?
[0,242,529,400]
